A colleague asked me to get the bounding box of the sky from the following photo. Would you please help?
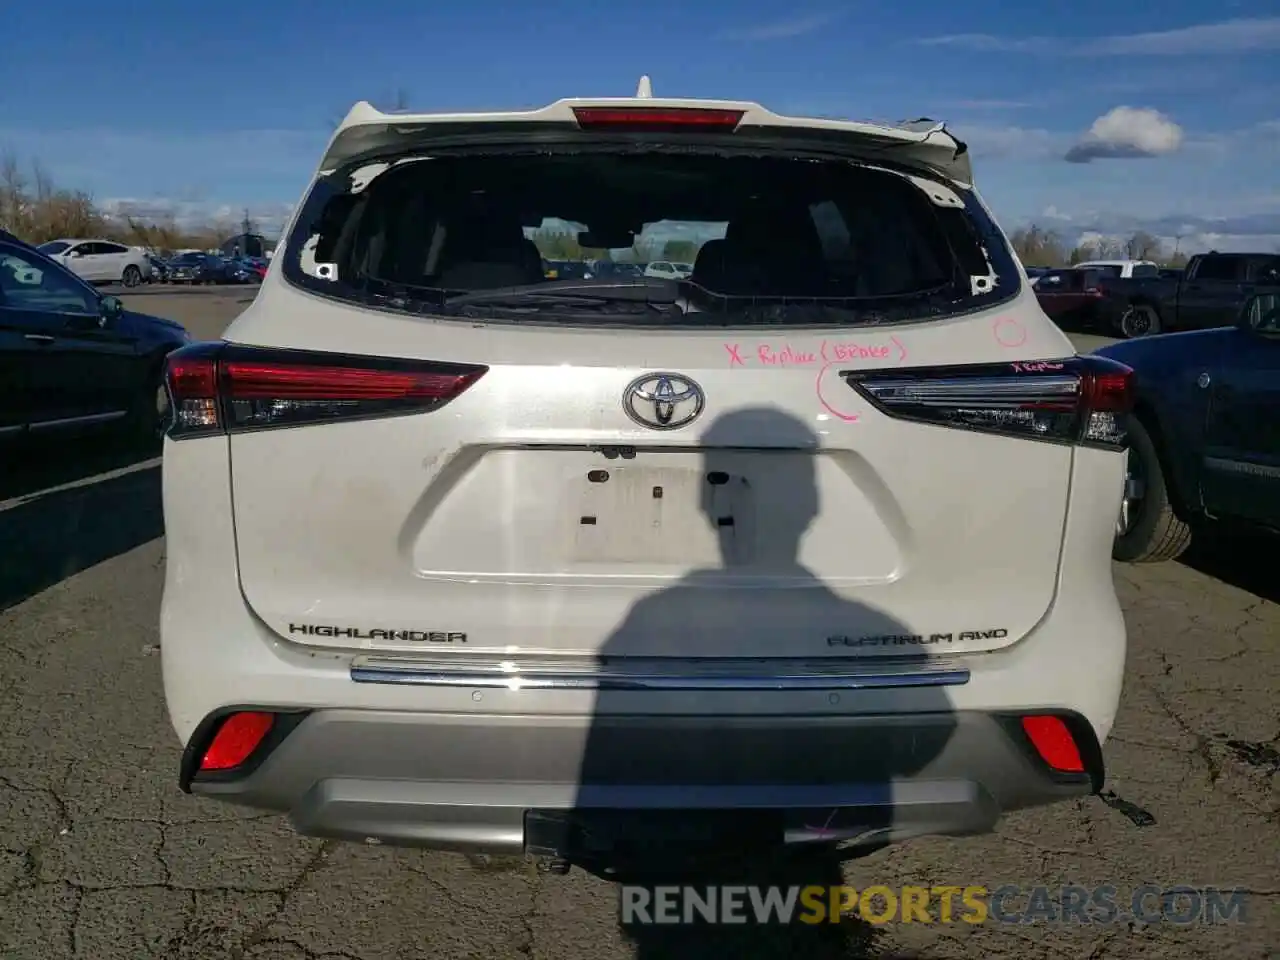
[1,0,1277,255]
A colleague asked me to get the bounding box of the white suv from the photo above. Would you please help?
[161,89,1132,877]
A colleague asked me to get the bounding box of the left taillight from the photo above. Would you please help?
[163,342,488,439]
[844,354,1134,450]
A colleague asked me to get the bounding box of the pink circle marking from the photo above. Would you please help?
[815,362,860,422]
[993,316,1027,348]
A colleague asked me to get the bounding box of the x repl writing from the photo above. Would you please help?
[724,337,908,368]
[619,885,1252,926]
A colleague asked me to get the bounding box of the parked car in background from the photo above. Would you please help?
[147,254,172,283]
[590,261,645,279]
[0,232,189,443]
[37,239,153,287]
[237,257,268,280]
[543,259,594,280]
[160,89,1131,878]
[643,259,692,279]
[1024,266,1051,287]
[167,252,243,285]
[1097,251,1280,338]
[1073,260,1160,279]
[1098,292,1279,562]
[1033,268,1113,331]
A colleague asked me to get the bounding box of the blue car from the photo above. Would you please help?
[1096,291,1280,561]
[0,230,191,444]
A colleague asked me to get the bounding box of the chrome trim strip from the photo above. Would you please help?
[350,659,970,691]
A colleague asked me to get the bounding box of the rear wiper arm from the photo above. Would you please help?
[443,278,678,307]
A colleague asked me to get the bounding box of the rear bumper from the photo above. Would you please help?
[182,708,1100,855]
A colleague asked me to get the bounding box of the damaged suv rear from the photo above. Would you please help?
[160,88,1130,876]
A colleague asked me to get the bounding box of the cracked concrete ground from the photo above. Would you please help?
[1,291,1275,959]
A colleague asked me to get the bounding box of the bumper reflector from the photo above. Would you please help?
[1020,715,1085,773]
[199,711,275,772]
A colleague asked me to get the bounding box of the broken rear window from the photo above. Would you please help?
[281,148,1018,327]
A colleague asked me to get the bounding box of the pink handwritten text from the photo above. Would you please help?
[757,343,818,366]
[1011,360,1066,373]
[724,336,908,368]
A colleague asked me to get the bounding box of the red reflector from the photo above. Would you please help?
[572,106,744,130]
[1020,715,1085,773]
[223,361,483,401]
[199,712,275,772]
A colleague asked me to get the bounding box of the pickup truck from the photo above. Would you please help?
[1099,251,1280,339]
[1096,291,1280,562]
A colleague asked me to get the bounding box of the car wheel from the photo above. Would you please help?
[1118,304,1161,339]
[1113,416,1192,562]
[122,264,143,288]
[127,364,171,448]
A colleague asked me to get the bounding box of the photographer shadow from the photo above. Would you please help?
[566,407,960,958]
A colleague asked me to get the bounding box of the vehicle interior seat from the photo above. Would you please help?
[435,212,545,290]
[691,207,827,296]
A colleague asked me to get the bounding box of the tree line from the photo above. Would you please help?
[1008,224,1191,269]
[0,152,253,254]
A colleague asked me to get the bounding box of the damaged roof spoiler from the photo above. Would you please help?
[319,97,973,187]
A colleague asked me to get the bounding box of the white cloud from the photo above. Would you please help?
[1064,107,1184,163]
[915,34,1049,53]
[1082,18,1280,55]
[916,17,1280,56]
[717,12,839,41]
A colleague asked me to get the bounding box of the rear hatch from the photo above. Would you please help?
[214,100,1090,661]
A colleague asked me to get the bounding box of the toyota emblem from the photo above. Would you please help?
[622,373,705,430]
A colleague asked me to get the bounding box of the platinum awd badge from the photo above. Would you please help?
[828,629,1008,648]
[289,623,467,643]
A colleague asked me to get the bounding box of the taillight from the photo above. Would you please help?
[571,106,744,131]
[844,355,1133,449]
[164,342,487,439]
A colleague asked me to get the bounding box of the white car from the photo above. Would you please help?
[1072,259,1160,279]
[37,238,153,287]
[643,259,692,279]
[160,85,1131,878]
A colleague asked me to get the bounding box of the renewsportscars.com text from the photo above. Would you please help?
[619,884,1251,926]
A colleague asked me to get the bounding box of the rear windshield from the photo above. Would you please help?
[281,147,1018,327]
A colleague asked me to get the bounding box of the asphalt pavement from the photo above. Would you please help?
[1,286,1275,959]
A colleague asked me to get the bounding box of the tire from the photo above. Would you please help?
[1118,303,1161,339]
[1113,416,1193,562]
[122,264,142,288]
[125,362,170,448]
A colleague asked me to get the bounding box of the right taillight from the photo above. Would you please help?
[164,341,488,439]
[845,355,1134,450]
